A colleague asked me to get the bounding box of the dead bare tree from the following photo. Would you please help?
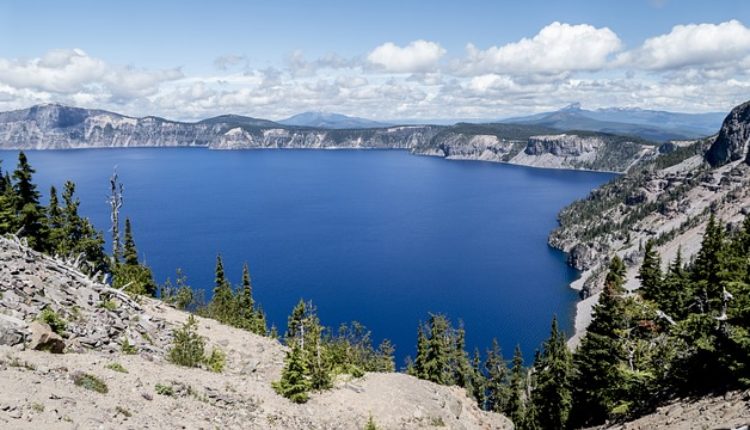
[108,169,124,264]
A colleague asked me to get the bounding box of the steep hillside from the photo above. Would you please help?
[595,390,750,430]
[549,100,750,345]
[0,235,511,429]
[413,123,657,172]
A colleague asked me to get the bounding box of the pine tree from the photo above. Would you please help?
[485,338,509,413]
[376,339,396,372]
[692,213,726,312]
[123,218,139,266]
[304,309,332,391]
[662,247,689,318]
[12,152,47,250]
[209,254,235,324]
[531,316,573,430]
[273,341,311,403]
[505,345,526,426]
[451,323,475,391]
[410,324,426,378]
[286,299,307,342]
[472,347,487,409]
[47,185,64,246]
[236,263,260,332]
[638,239,663,304]
[422,314,451,385]
[570,257,628,427]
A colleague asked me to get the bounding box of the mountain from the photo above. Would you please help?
[501,103,726,142]
[0,103,677,173]
[198,114,281,128]
[278,111,390,129]
[548,99,750,346]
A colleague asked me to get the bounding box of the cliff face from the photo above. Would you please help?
[212,125,440,150]
[547,98,750,346]
[706,100,750,167]
[0,235,512,429]
[414,131,654,172]
[0,103,660,173]
[0,104,219,149]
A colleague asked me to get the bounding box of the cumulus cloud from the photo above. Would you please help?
[0,48,183,101]
[3,20,750,121]
[617,20,750,70]
[456,22,622,76]
[367,40,445,73]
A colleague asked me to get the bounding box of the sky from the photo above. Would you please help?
[1,0,749,121]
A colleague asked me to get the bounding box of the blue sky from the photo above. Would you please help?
[1,0,749,120]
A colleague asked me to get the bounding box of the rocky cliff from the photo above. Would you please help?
[0,104,663,173]
[706,100,750,167]
[414,129,655,172]
[549,99,750,346]
[0,235,511,429]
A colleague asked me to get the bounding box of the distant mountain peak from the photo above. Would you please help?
[279,111,389,129]
[561,102,582,112]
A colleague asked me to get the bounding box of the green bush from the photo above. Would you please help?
[155,383,174,396]
[73,372,108,394]
[106,362,128,373]
[121,338,137,355]
[168,315,205,368]
[37,308,67,335]
[205,347,226,373]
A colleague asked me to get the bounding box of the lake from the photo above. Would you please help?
[0,148,613,364]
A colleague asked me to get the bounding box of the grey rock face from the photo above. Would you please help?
[525,134,604,157]
[706,100,750,167]
[0,104,439,151]
[0,236,170,356]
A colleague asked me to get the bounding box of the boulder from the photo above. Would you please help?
[0,314,27,347]
[28,322,65,353]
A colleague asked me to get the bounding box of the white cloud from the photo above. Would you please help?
[3,20,750,121]
[367,40,445,73]
[617,20,750,70]
[0,49,182,101]
[457,22,622,76]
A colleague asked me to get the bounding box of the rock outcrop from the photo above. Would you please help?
[707,100,750,167]
[0,235,512,429]
[596,390,750,430]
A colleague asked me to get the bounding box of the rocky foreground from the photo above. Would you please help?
[0,235,511,429]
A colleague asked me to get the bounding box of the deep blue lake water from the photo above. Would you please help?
[0,148,613,364]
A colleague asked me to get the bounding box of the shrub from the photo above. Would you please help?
[37,308,67,335]
[73,372,108,394]
[106,363,128,373]
[205,347,226,373]
[364,414,379,430]
[121,338,137,355]
[155,383,174,396]
[168,315,205,368]
[115,406,132,418]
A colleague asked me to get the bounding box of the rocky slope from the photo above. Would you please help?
[0,235,511,429]
[595,390,750,430]
[549,99,750,346]
[411,123,656,172]
[0,104,660,173]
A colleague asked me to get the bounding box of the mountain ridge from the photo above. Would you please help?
[501,103,726,142]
